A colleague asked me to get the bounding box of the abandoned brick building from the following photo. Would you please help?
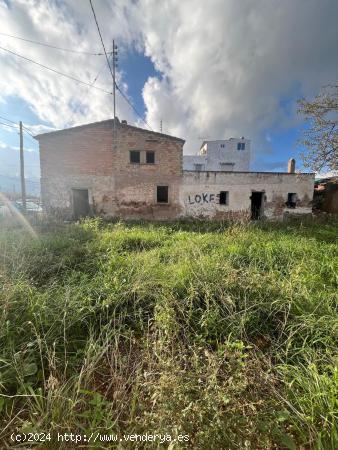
[35,118,314,220]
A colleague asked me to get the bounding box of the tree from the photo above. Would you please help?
[298,85,338,171]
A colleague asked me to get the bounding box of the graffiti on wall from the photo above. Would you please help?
[187,192,220,205]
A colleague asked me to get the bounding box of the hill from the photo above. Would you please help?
[0,174,40,196]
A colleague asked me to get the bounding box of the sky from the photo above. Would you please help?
[0,0,337,183]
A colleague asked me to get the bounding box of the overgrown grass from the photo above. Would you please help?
[0,216,337,449]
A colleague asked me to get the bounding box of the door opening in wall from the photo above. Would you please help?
[250,191,264,220]
[72,188,89,219]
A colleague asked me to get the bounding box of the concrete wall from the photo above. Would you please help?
[183,155,207,171]
[180,171,314,219]
[183,138,250,172]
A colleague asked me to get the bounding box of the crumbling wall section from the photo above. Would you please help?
[41,174,116,219]
[180,171,314,219]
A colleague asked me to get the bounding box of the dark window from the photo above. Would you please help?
[157,186,168,203]
[130,150,140,163]
[220,144,225,148]
[286,193,297,208]
[146,151,155,164]
[194,163,204,171]
[219,191,229,205]
[237,142,245,150]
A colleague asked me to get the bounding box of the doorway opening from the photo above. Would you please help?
[72,188,90,219]
[250,191,264,220]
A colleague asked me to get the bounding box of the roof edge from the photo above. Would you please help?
[34,118,115,139]
[34,118,185,143]
[183,170,315,175]
[121,122,185,143]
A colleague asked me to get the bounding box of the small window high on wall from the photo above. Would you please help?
[219,191,229,205]
[146,151,155,164]
[130,150,140,163]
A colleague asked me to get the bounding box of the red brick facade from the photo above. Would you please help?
[37,118,185,219]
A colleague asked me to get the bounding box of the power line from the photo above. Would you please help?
[0,31,111,56]
[67,59,108,125]
[88,0,117,140]
[0,115,35,139]
[115,84,153,131]
[88,0,116,122]
[88,0,117,120]
[0,45,114,96]
[91,61,106,86]
[88,0,114,80]
[0,114,17,125]
[0,119,37,146]
[22,126,35,137]
[1,44,153,131]
[1,114,35,137]
[88,0,153,131]
[0,121,18,129]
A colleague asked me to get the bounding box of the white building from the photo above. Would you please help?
[183,138,251,172]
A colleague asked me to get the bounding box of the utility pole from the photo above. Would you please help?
[160,119,163,133]
[19,121,26,212]
[112,40,118,119]
[112,40,118,145]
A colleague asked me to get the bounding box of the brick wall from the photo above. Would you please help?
[114,124,183,219]
[39,120,115,177]
[38,119,185,219]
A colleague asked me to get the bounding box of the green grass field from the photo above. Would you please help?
[0,217,337,449]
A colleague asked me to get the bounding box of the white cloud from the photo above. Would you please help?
[0,0,138,129]
[265,133,272,143]
[0,0,337,167]
[23,123,56,136]
[135,0,338,155]
[0,143,40,178]
[0,124,17,134]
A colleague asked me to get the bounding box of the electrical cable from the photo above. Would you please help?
[0,31,111,56]
[88,0,153,130]
[0,45,114,95]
